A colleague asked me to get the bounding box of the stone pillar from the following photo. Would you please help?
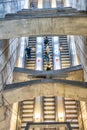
[10,103,18,130]
[34,97,43,122]
[38,0,43,8]
[57,97,65,122]
[56,97,65,130]
[51,0,56,8]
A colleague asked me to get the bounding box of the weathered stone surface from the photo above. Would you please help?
[13,65,83,82]
[4,66,83,104]
[0,120,6,130]
[0,105,11,130]
[0,14,87,39]
[66,70,83,81]
[3,78,87,105]
[0,106,6,121]
[75,36,87,72]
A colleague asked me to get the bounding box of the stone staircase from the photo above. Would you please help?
[59,35,79,130]
[43,96,56,130]
[59,35,71,68]
[64,98,79,130]
[25,37,36,70]
[43,36,53,70]
[43,37,56,129]
[20,37,36,130]
[19,36,79,130]
[20,98,35,130]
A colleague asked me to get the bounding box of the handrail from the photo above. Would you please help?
[25,122,72,130]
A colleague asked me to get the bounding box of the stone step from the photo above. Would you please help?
[22,109,33,113]
[22,105,34,109]
[44,106,55,110]
[44,115,55,118]
[44,102,55,105]
[22,101,34,105]
[44,111,55,114]
[44,98,55,101]
[22,118,33,122]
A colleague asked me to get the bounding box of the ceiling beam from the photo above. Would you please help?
[13,65,83,82]
[0,11,87,39]
[14,65,82,75]
[3,78,87,105]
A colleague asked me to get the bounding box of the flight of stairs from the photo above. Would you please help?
[20,37,36,130]
[59,35,79,130]
[20,98,35,130]
[19,36,79,130]
[43,37,53,70]
[43,96,56,130]
[64,98,79,130]
[25,37,36,70]
[59,35,71,68]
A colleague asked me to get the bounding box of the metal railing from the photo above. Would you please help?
[25,122,72,130]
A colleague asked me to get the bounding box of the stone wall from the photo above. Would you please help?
[0,38,20,130]
[0,39,19,89]
[75,36,87,72]
[75,36,87,130]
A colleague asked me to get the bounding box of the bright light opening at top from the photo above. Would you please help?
[65,0,71,7]
[24,0,29,9]
[37,37,42,44]
[53,36,58,42]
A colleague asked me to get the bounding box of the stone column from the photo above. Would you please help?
[56,97,65,130]
[58,97,65,122]
[34,97,43,122]
[10,103,18,130]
